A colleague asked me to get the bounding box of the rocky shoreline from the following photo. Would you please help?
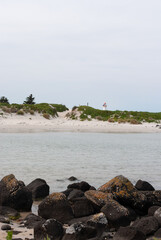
[1,175,161,239]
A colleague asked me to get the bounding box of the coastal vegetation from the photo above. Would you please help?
[0,98,161,124]
[76,106,161,124]
[0,102,68,118]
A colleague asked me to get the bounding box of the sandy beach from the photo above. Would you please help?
[0,110,160,133]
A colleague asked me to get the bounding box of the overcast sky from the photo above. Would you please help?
[0,0,161,111]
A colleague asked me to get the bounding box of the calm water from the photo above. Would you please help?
[0,132,161,193]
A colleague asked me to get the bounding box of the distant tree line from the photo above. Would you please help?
[0,94,36,105]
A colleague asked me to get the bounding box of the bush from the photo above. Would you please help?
[17,110,24,115]
[108,118,115,123]
[2,106,11,113]
[23,94,35,104]
[95,116,103,121]
[43,113,50,119]
[129,119,141,124]
[118,118,127,124]
[30,110,35,115]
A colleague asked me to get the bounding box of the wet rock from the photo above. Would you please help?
[68,176,78,181]
[132,216,159,236]
[154,207,161,226]
[0,216,10,224]
[1,224,11,230]
[62,222,97,240]
[34,218,64,240]
[70,197,95,218]
[0,174,33,211]
[38,192,74,223]
[142,190,161,206]
[113,226,146,240]
[68,189,84,201]
[101,198,134,227]
[23,213,45,228]
[67,181,91,192]
[27,178,49,200]
[135,179,155,191]
[62,188,73,197]
[148,206,160,216]
[0,206,20,219]
[85,190,113,209]
[98,175,148,212]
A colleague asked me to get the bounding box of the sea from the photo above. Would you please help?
[0,132,161,193]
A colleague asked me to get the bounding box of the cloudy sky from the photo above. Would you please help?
[0,0,161,111]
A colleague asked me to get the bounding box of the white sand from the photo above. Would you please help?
[0,111,160,133]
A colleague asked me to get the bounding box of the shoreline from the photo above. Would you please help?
[0,111,160,133]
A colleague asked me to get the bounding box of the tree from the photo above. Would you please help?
[23,94,35,104]
[0,96,9,104]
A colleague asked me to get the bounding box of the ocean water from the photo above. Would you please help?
[0,132,161,193]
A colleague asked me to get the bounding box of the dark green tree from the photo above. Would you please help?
[0,96,9,104]
[23,94,35,104]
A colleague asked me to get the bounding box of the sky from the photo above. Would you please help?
[0,0,161,112]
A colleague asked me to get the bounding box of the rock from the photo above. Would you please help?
[132,216,159,236]
[67,189,84,201]
[0,216,10,224]
[34,218,64,240]
[148,206,160,216]
[67,181,91,192]
[101,198,134,227]
[154,227,161,237]
[23,213,45,228]
[62,222,97,240]
[1,224,11,230]
[0,206,20,219]
[68,176,78,181]
[0,174,33,211]
[62,188,73,197]
[154,207,161,226]
[27,178,49,200]
[135,180,155,191]
[85,190,113,209]
[70,197,95,218]
[113,226,146,240]
[38,192,74,223]
[98,175,148,212]
[142,190,161,206]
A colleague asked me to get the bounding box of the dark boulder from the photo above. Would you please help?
[68,176,78,181]
[0,174,32,211]
[135,179,155,191]
[142,190,161,206]
[0,206,20,219]
[67,189,84,201]
[113,226,146,240]
[98,175,148,212]
[1,224,11,230]
[101,198,135,228]
[132,216,159,236]
[62,222,97,240]
[85,190,113,209]
[148,205,160,216]
[27,178,49,200]
[62,188,73,197]
[70,197,95,218]
[67,181,91,192]
[154,207,161,226]
[38,192,74,223]
[34,218,64,240]
[23,213,45,228]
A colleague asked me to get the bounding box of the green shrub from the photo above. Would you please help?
[72,106,78,111]
[50,104,68,112]
[6,231,13,240]
[17,110,24,115]
[30,110,35,115]
[43,113,50,119]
